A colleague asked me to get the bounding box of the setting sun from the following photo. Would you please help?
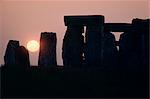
[27,40,39,52]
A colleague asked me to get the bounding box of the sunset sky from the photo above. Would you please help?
[0,0,149,66]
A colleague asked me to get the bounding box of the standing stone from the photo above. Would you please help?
[85,16,104,67]
[119,19,149,96]
[131,19,149,70]
[4,40,20,67]
[119,18,149,70]
[62,26,84,68]
[15,46,30,69]
[132,18,149,97]
[102,30,118,69]
[38,32,57,69]
[104,23,132,70]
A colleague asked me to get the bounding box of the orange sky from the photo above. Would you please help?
[0,0,149,65]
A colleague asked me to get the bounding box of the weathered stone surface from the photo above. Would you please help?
[4,40,20,66]
[15,46,30,69]
[62,26,84,68]
[38,32,57,69]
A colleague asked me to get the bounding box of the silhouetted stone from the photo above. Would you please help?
[85,25,103,67]
[84,15,104,67]
[131,19,149,70]
[62,26,84,68]
[102,31,118,69]
[4,40,19,66]
[118,19,149,97]
[38,32,57,69]
[63,15,105,68]
[104,23,132,32]
[64,15,105,26]
[119,18,149,70]
[119,30,136,69]
[15,46,30,69]
[103,23,132,70]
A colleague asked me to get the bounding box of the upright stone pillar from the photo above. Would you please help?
[131,19,149,70]
[4,40,20,67]
[85,16,104,67]
[62,26,84,68]
[119,19,149,70]
[38,32,57,69]
[119,29,136,70]
[15,46,30,69]
[104,23,132,70]
[102,29,118,68]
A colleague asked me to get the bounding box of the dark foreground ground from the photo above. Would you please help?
[1,65,149,98]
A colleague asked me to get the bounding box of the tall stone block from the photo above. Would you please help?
[85,26,102,66]
[4,40,20,66]
[119,30,135,69]
[102,31,118,68]
[103,23,133,70]
[119,18,149,70]
[131,19,149,70]
[85,16,104,67]
[62,26,84,68]
[38,32,57,68]
[15,46,30,69]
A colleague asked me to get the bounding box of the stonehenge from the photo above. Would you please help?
[3,15,149,71]
[62,15,149,70]
[2,15,149,98]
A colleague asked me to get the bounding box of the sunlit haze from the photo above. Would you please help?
[0,0,149,65]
